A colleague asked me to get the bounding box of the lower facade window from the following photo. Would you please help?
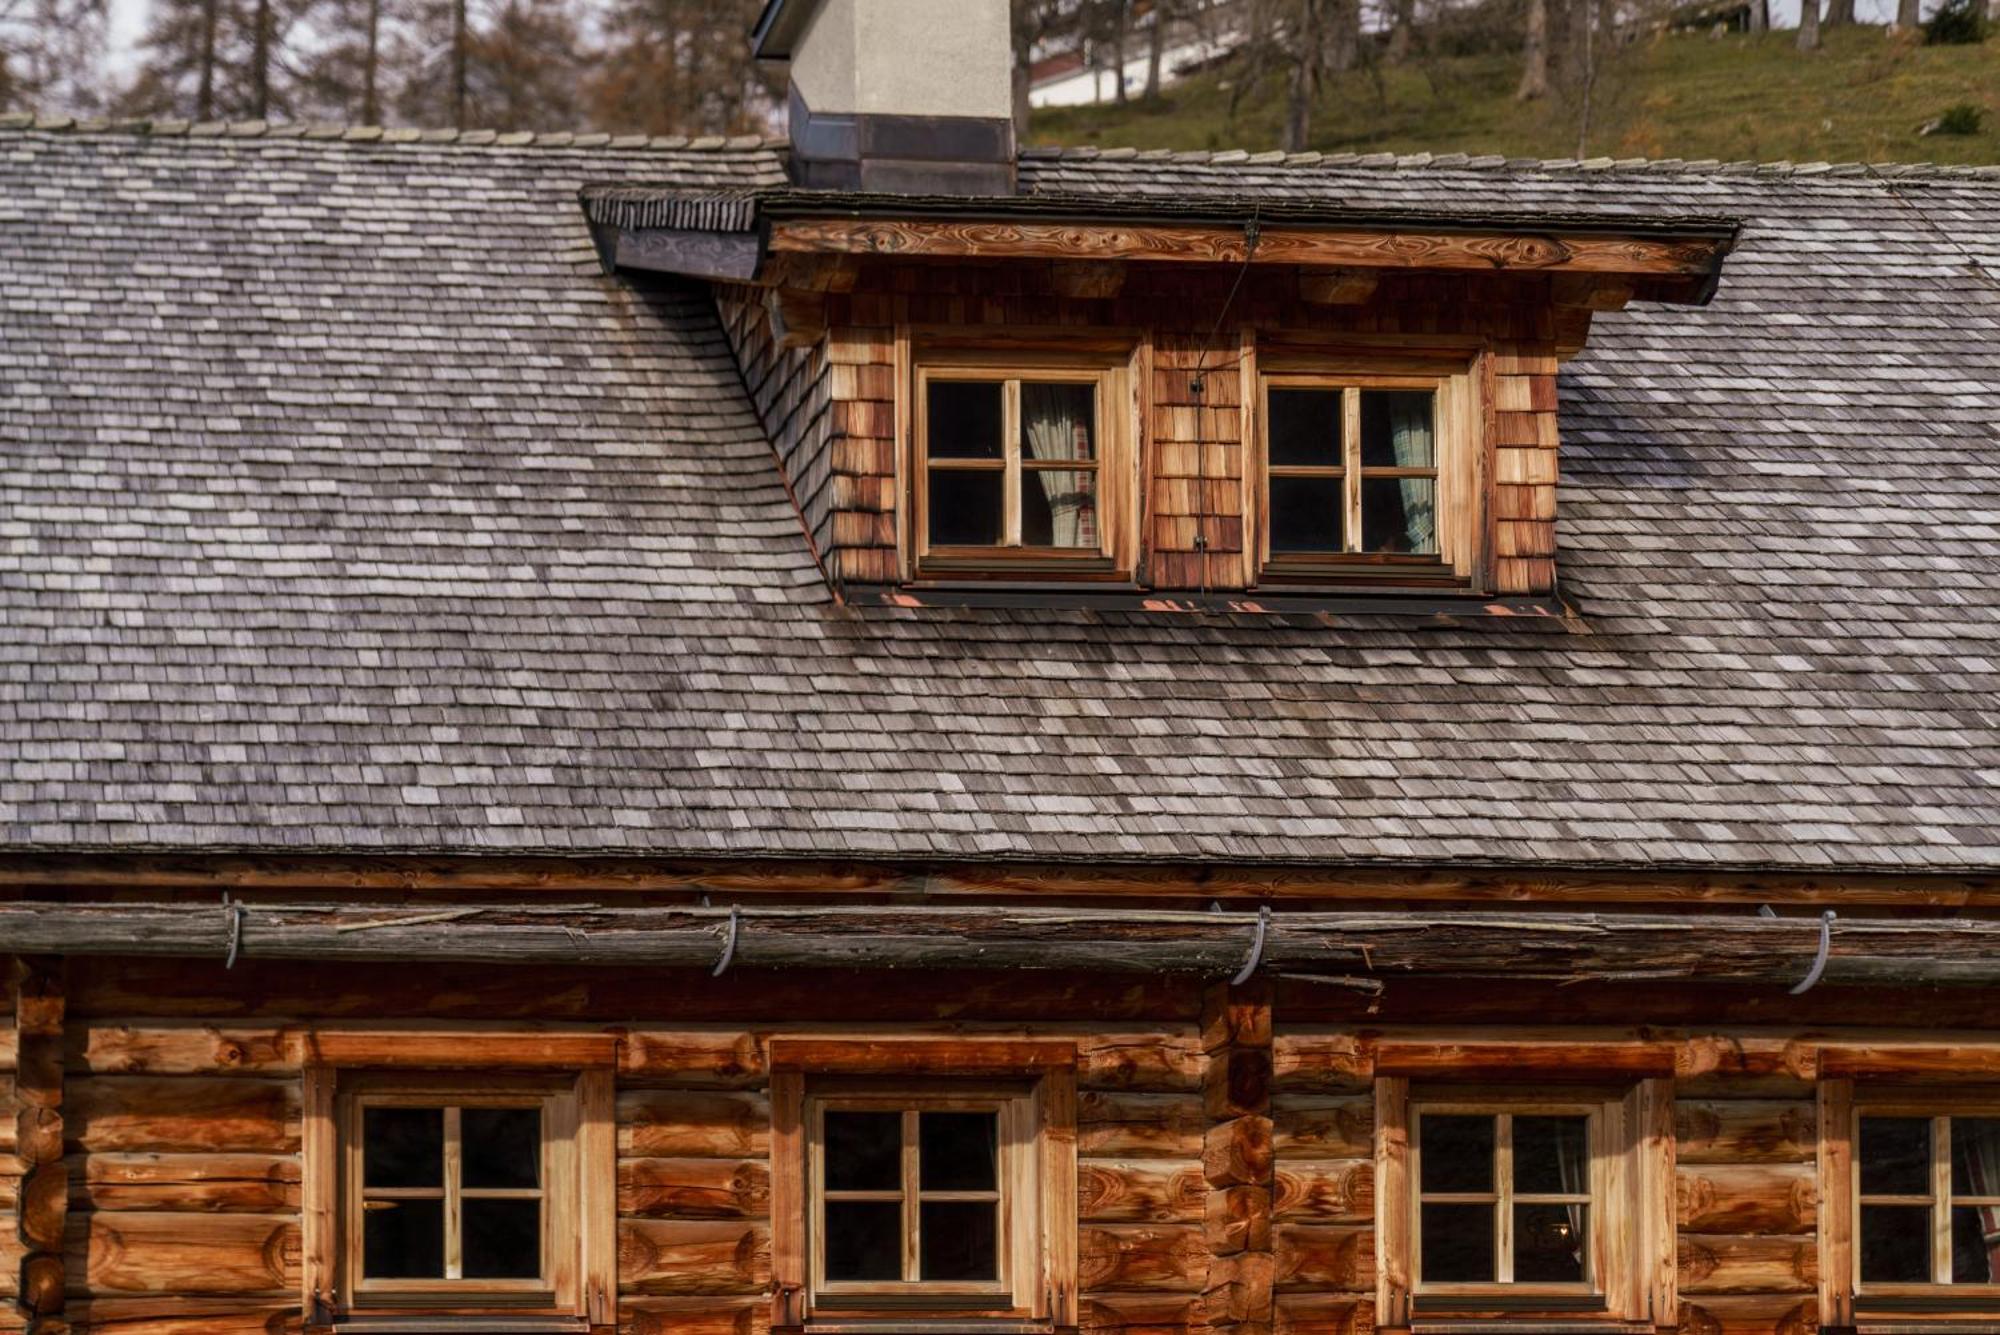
[1858,1111,2000,1289]
[1415,1108,1596,1290]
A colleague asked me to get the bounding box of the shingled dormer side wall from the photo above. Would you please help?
[718,264,1571,597]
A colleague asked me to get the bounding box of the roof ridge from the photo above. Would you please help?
[0,113,787,152]
[1019,141,2000,181]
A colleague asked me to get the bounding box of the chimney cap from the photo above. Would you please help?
[749,0,821,60]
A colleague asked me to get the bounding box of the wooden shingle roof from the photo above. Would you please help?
[4,123,1998,871]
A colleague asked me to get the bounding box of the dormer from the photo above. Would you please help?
[590,0,1738,612]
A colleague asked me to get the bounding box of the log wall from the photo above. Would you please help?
[13,956,2000,1335]
[716,262,1568,596]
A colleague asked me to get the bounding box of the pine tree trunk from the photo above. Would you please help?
[1894,0,1918,24]
[363,0,380,123]
[1112,0,1128,101]
[1282,0,1320,151]
[1387,0,1416,62]
[1824,0,1853,26]
[197,0,217,118]
[452,0,467,128]
[1796,0,1820,49]
[250,0,269,118]
[1749,0,1768,32]
[1144,2,1164,98]
[1518,0,1550,97]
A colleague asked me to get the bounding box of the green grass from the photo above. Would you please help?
[1031,25,2000,165]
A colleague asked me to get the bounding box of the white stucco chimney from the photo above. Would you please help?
[752,0,1018,196]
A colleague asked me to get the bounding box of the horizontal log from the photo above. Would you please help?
[74,1154,302,1214]
[1078,1224,1209,1292]
[68,1078,300,1154]
[1081,1092,1206,1159]
[15,902,2000,987]
[71,1212,299,1294]
[1274,1223,1374,1293]
[1202,1249,1274,1324]
[618,1157,769,1219]
[1205,1184,1270,1254]
[1079,1160,1206,1223]
[619,1090,770,1159]
[1677,1234,1817,1295]
[622,1296,766,1335]
[63,1297,298,1335]
[1675,1100,1815,1165]
[71,1027,295,1077]
[1204,1115,1273,1188]
[620,1031,766,1086]
[1274,1097,1372,1161]
[1081,1035,1205,1092]
[1273,1160,1372,1224]
[1676,1162,1815,1235]
[1275,1293,1375,1335]
[1676,1295,1817,1335]
[1079,1294,1203,1335]
[617,1219,769,1295]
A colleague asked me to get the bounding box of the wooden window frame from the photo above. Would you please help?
[1253,353,1485,592]
[908,348,1138,584]
[1820,1075,2000,1328]
[1377,1071,1672,1333]
[302,1032,617,1333]
[769,1038,1078,1333]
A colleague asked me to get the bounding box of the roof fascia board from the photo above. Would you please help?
[750,0,823,59]
[610,225,764,283]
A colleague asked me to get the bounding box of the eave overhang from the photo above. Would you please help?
[581,185,1743,307]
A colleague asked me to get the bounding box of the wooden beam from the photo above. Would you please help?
[758,252,859,293]
[766,217,1730,281]
[9,902,2000,988]
[1552,273,1636,311]
[764,286,826,349]
[612,227,762,283]
[14,956,66,1332]
[1051,260,1129,300]
[1297,269,1379,305]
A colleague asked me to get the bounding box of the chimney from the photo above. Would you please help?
[752,0,1017,196]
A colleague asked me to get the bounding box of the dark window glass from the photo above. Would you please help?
[1420,1202,1495,1282]
[1269,475,1343,554]
[1268,389,1342,467]
[1359,390,1436,468]
[1861,1205,1933,1283]
[928,381,1003,460]
[363,1107,443,1189]
[462,1108,540,1190]
[928,470,1003,546]
[1021,469,1096,549]
[920,1200,999,1281]
[464,1198,541,1279]
[1421,1116,1495,1193]
[1952,1205,2000,1283]
[825,1111,902,1192]
[1514,1204,1587,1283]
[362,1197,445,1278]
[1514,1117,1588,1196]
[1861,1117,1933,1196]
[920,1112,998,1192]
[1360,477,1438,555]
[825,1200,903,1281]
[1951,1118,2000,1197]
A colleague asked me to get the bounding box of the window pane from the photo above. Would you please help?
[1360,390,1436,469]
[1022,382,1095,461]
[1420,1116,1495,1193]
[363,1107,443,1189]
[1420,1202,1495,1283]
[1861,1205,1933,1283]
[1360,476,1438,555]
[920,1111,998,1192]
[1953,1205,2000,1283]
[1021,468,1097,548]
[920,1200,998,1281]
[1268,388,1342,467]
[927,381,1002,460]
[1515,1204,1588,1283]
[362,1198,444,1278]
[1515,1116,1589,1196]
[463,1107,540,1190]
[1269,475,1344,554]
[824,1111,902,1192]
[1951,1118,2000,1197]
[464,1198,541,1279]
[825,1200,903,1281]
[1861,1117,1933,1196]
[928,469,1003,547]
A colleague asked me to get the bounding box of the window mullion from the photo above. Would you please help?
[1935,1115,1953,1285]
[1004,379,1022,548]
[444,1105,463,1281]
[904,1108,922,1284]
[1342,387,1361,553]
[1496,1113,1514,1285]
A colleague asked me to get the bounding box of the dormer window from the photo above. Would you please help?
[911,355,1135,581]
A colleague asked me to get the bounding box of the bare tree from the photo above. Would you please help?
[1796,0,1820,48]
[1748,0,1768,31]
[1823,0,1853,26]
[0,0,106,113]
[1386,0,1418,62]
[1895,0,1919,24]
[1517,0,1550,97]
[119,0,308,120]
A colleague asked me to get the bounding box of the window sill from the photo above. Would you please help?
[323,1318,586,1335]
[853,583,1552,618]
[800,1322,1056,1335]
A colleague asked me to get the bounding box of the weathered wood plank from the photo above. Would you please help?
[73,1154,302,1215]
[1675,1101,1815,1165]
[617,1157,769,1220]
[616,1220,770,1295]
[70,1213,300,1294]
[1079,1160,1205,1223]
[68,1078,301,1155]
[618,1090,770,1159]
[1676,1162,1815,1235]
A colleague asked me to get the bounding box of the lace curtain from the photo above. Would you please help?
[1965,1120,2000,1282]
[1021,383,1096,549]
[1385,393,1437,554]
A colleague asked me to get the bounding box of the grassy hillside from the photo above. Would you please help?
[1031,25,2000,165]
